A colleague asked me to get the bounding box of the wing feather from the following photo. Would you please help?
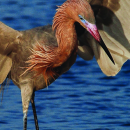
[96,0,130,75]
[78,0,130,76]
[0,22,22,83]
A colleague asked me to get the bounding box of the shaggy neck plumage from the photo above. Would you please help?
[52,7,78,67]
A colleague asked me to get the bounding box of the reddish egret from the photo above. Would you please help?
[0,0,118,129]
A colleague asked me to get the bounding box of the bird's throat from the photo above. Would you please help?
[53,20,78,67]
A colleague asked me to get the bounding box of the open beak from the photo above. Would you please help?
[80,17,115,64]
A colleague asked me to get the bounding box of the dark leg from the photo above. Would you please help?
[31,92,39,130]
[23,113,27,130]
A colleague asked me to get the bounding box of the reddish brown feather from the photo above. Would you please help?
[24,38,74,86]
[24,41,60,85]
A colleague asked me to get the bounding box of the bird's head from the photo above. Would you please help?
[53,0,114,64]
[66,0,114,64]
[54,0,98,41]
[65,0,100,42]
[78,14,100,42]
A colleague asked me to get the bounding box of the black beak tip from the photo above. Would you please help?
[99,38,115,65]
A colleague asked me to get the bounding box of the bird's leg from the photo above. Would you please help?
[23,112,27,130]
[31,92,39,130]
[20,83,33,130]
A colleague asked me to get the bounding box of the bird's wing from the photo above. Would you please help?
[0,22,22,84]
[78,0,130,76]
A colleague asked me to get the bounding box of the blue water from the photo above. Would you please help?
[0,0,130,130]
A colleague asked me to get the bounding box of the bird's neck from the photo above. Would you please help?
[52,14,78,67]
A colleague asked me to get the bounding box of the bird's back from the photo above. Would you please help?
[9,25,57,89]
[8,24,76,90]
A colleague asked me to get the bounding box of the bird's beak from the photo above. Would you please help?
[85,22,100,42]
[80,18,115,64]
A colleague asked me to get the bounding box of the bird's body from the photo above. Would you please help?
[9,26,49,88]
[2,1,107,129]
[5,24,78,101]
[9,25,72,90]
[7,24,77,117]
[0,0,130,129]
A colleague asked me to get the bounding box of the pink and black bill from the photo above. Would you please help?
[79,15,115,64]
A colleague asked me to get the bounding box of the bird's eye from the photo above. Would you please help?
[79,15,84,20]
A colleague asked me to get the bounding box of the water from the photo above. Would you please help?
[0,0,130,130]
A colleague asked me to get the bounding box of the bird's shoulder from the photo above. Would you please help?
[20,25,58,47]
[0,22,22,55]
[0,22,22,84]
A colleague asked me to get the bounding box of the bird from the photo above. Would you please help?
[78,0,130,76]
[0,0,126,129]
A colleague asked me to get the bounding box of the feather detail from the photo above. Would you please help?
[23,41,59,86]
